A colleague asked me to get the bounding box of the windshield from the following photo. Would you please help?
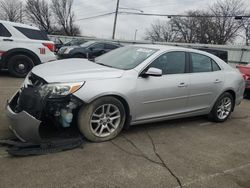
[80,41,96,47]
[95,46,158,70]
[65,39,85,46]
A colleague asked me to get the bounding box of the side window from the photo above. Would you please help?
[14,27,49,40]
[91,43,104,49]
[212,60,221,71]
[191,53,212,73]
[105,43,118,50]
[149,52,186,75]
[0,23,12,37]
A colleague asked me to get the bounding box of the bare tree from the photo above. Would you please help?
[145,20,177,42]
[145,0,247,44]
[25,0,54,34]
[209,0,246,44]
[0,0,23,22]
[51,0,80,36]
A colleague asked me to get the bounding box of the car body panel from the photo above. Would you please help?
[236,64,250,90]
[6,44,245,142]
[32,59,125,83]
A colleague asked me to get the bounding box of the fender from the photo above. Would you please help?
[1,48,41,69]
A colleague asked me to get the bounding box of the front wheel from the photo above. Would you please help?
[78,97,126,142]
[8,55,34,78]
[209,92,234,122]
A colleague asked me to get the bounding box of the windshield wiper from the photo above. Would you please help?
[95,62,114,68]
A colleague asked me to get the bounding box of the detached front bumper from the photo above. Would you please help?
[6,104,42,143]
[6,92,42,143]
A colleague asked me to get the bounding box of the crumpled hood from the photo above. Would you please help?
[32,59,124,83]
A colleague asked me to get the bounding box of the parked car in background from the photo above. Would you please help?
[0,20,56,77]
[236,64,250,93]
[6,45,245,143]
[54,38,87,53]
[57,40,122,59]
[197,48,228,63]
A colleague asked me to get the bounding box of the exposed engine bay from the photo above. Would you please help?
[8,73,83,142]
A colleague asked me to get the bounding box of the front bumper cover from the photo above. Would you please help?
[6,103,42,143]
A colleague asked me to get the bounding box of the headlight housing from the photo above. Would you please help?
[39,82,84,98]
[64,47,74,54]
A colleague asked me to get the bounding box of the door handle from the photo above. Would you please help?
[3,39,13,42]
[214,79,222,84]
[178,83,188,88]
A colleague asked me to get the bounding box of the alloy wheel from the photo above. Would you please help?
[217,96,232,120]
[90,104,121,137]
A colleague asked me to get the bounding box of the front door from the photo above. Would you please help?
[135,51,190,121]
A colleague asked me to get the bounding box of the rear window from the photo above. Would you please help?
[0,23,12,37]
[14,26,49,40]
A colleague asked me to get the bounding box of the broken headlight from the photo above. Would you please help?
[39,82,84,98]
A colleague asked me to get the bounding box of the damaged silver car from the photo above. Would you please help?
[6,45,245,143]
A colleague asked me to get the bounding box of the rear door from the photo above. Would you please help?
[187,52,224,111]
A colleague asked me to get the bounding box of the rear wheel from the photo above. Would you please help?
[209,92,234,122]
[8,55,34,78]
[78,97,126,142]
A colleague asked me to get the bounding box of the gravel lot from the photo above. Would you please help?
[0,72,249,188]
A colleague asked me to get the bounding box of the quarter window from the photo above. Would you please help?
[149,52,186,75]
[0,23,12,37]
[191,53,212,73]
[14,26,49,40]
[212,60,221,71]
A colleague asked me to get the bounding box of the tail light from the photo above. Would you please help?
[42,43,55,52]
[242,74,250,81]
[0,51,5,57]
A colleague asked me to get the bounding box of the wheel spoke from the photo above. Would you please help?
[94,124,101,132]
[110,110,119,116]
[106,104,111,114]
[93,113,101,118]
[110,115,120,121]
[99,125,105,135]
[91,120,100,124]
[106,125,111,133]
[101,105,105,114]
[109,122,116,129]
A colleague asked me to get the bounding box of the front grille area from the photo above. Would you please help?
[28,73,47,87]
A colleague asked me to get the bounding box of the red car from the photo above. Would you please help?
[236,64,250,92]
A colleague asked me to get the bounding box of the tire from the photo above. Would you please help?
[8,55,34,78]
[209,92,234,122]
[78,97,126,142]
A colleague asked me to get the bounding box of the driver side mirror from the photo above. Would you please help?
[89,47,94,51]
[141,67,162,77]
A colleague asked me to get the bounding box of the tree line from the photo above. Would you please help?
[0,0,80,36]
[145,0,249,45]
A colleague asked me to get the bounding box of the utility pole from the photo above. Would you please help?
[112,0,120,39]
[134,29,138,41]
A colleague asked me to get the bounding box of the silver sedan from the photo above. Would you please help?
[6,45,245,142]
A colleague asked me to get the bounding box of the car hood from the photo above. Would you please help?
[32,59,125,83]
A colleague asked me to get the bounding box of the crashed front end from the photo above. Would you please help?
[6,73,83,143]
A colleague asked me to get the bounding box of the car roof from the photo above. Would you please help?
[88,40,121,46]
[133,44,189,51]
[0,20,39,30]
[132,44,218,57]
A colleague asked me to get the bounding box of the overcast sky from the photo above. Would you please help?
[72,0,250,42]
